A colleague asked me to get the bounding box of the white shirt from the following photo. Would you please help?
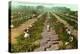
[47,25,50,31]
[24,33,29,38]
[69,36,73,42]
[65,42,69,45]
[11,24,14,28]
[67,31,71,35]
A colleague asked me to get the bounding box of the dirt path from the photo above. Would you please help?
[11,18,37,44]
[34,12,60,51]
[50,12,77,38]
[11,13,45,44]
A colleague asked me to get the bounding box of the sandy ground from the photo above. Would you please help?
[11,18,37,44]
[10,12,46,44]
[34,12,59,51]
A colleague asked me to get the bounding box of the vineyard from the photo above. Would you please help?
[9,2,78,53]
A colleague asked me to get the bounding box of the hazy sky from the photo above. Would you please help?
[11,1,78,11]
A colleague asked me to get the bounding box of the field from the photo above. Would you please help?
[9,1,78,53]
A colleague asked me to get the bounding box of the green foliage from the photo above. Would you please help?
[70,35,78,49]
[49,14,77,49]
[11,14,46,52]
[11,5,40,28]
[11,17,28,28]
[68,11,78,17]
[57,14,78,30]
[52,7,70,13]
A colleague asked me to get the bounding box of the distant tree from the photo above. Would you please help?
[52,7,71,14]
[36,6,44,14]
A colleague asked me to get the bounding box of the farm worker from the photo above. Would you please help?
[32,14,36,17]
[24,28,30,38]
[46,48,49,51]
[18,12,20,14]
[65,42,69,45]
[24,32,30,38]
[11,16,13,19]
[28,16,32,19]
[11,24,14,28]
[67,29,71,35]
[65,28,71,35]
[69,36,73,42]
[47,24,50,32]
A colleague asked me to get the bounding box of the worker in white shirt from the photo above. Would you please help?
[65,28,71,35]
[66,27,74,42]
[47,24,50,32]
[24,28,30,38]
[69,36,73,42]
[11,24,14,28]
[67,29,71,35]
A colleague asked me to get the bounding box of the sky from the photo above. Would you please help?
[11,1,78,11]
